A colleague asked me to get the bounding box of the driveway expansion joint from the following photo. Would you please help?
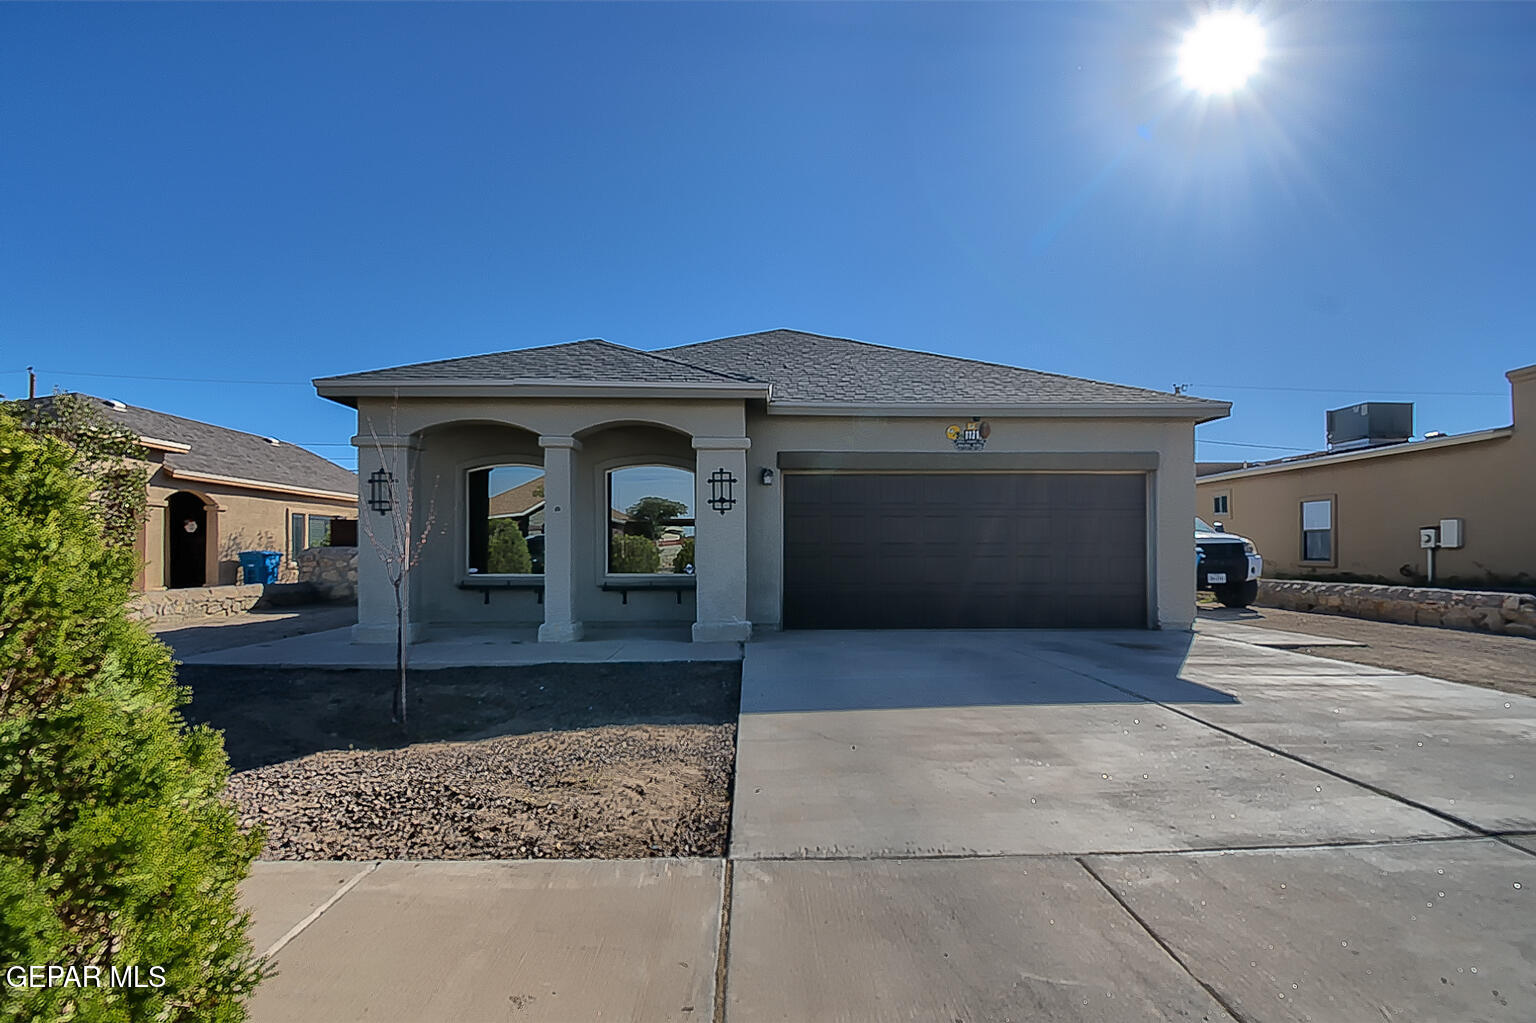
[712,860,733,1023]
[1076,856,1255,1023]
[259,861,379,961]
[1046,659,1495,841]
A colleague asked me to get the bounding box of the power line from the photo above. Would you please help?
[22,368,312,386]
[1191,382,1503,397]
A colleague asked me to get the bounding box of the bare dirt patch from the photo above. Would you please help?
[1199,603,1536,700]
[180,662,740,860]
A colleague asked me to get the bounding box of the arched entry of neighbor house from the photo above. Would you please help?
[166,491,209,588]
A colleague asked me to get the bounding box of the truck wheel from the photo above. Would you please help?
[1218,580,1259,608]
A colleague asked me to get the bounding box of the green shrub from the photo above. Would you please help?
[486,519,532,574]
[609,533,660,573]
[0,411,263,1023]
[672,537,696,574]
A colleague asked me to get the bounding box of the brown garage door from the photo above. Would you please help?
[783,473,1147,629]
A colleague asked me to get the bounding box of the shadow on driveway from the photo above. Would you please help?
[739,629,1238,714]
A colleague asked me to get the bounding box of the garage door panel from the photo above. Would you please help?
[783,473,1147,630]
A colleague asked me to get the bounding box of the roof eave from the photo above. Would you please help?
[314,379,772,403]
[162,466,357,502]
[763,400,1232,422]
[1195,426,1515,482]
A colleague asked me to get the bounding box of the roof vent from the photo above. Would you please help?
[1423,431,1447,439]
[103,399,127,411]
[263,436,282,446]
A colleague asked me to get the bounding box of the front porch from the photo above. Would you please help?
[348,394,758,646]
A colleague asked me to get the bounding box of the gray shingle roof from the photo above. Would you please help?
[659,330,1218,406]
[318,339,762,385]
[16,394,357,496]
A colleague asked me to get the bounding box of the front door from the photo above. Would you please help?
[167,491,207,588]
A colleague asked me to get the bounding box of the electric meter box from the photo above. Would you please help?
[1439,518,1464,549]
[1419,527,1440,549]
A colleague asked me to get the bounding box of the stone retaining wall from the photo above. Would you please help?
[132,584,267,621]
[297,545,358,602]
[1257,579,1536,638]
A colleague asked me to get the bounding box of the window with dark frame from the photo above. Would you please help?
[466,465,546,575]
[1212,493,1229,515]
[1301,498,1333,562]
[606,465,695,575]
[290,513,304,558]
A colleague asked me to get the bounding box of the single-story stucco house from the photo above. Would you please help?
[315,330,1229,643]
[12,393,358,590]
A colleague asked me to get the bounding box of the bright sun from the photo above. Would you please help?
[1178,10,1266,94]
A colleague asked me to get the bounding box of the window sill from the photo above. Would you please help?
[600,576,697,591]
[458,577,545,589]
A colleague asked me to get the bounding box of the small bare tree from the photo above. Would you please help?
[357,403,437,728]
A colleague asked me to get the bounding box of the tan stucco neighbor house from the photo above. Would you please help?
[17,395,358,591]
[1196,362,1536,585]
[315,330,1230,644]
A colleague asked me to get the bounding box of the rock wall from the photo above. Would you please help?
[1257,580,1536,638]
[297,545,358,602]
[132,584,266,621]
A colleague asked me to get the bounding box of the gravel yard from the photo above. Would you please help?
[180,662,740,860]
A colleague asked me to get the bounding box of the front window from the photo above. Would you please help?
[607,465,695,574]
[467,465,546,575]
[1301,498,1333,562]
[307,515,333,547]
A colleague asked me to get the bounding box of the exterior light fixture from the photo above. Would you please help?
[367,468,395,515]
[182,519,199,534]
[707,467,738,515]
[759,467,775,486]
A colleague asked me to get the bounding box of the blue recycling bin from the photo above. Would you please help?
[239,550,283,585]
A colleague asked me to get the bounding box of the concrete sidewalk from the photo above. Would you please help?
[183,624,742,667]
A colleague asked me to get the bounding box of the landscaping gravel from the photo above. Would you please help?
[180,661,742,860]
[227,723,735,860]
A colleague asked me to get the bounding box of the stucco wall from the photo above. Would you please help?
[1195,368,1534,584]
[144,472,356,590]
[742,412,1197,631]
[351,397,1202,639]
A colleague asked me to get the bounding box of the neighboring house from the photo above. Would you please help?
[315,329,1229,643]
[15,394,358,591]
[1196,362,1536,585]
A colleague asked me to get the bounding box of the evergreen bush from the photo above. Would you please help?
[0,409,264,1023]
[486,519,532,574]
[672,537,696,574]
[609,534,660,573]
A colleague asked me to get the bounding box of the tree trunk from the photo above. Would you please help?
[392,580,407,728]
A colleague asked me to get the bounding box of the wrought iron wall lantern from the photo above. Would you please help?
[759,467,775,486]
[707,467,738,515]
[367,468,396,515]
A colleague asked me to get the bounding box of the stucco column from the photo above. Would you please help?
[538,436,585,643]
[351,434,426,645]
[692,437,752,643]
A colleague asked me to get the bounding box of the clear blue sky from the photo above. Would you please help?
[3,2,1532,471]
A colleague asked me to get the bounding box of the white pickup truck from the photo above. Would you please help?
[1196,517,1263,608]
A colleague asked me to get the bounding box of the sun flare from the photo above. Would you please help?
[1178,10,1266,95]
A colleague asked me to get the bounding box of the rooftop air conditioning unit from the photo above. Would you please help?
[1326,402,1413,452]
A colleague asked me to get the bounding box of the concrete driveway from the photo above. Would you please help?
[241,627,1534,1022]
[724,628,1535,1021]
